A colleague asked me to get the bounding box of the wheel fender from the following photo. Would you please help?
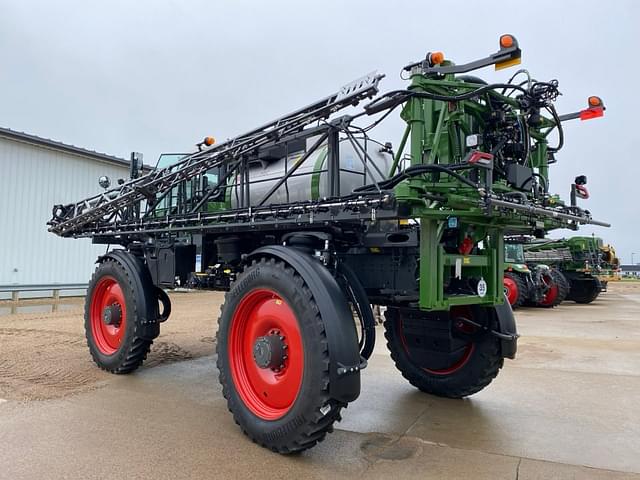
[98,250,160,340]
[493,300,518,359]
[248,246,361,404]
[508,263,530,274]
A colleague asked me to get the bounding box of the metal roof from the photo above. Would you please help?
[0,125,131,168]
[621,264,640,272]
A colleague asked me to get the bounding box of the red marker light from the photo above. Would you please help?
[468,150,494,165]
[579,107,604,121]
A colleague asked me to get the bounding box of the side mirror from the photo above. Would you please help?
[575,175,587,186]
[99,176,111,189]
[570,175,589,206]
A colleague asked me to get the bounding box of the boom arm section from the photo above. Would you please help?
[48,72,384,238]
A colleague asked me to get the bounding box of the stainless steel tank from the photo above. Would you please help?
[229,137,392,208]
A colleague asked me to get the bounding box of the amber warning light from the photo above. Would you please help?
[500,35,514,48]
[580,96,605,121]
[429,51,445,65]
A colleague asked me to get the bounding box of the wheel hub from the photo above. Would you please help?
[228,289,303,420]
[252,331,287,371]
[102,303,122,327]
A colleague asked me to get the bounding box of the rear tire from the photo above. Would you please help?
[84,259,153,374]
[569,278,601,304]
[384,306,504,398]
[217,258,343,453]
[536,269,569,308]
[553,269,570,303]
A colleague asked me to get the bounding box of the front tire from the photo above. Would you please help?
[85,258,153,374]
[504,272,526,309]
[384,306,504,398]
[217,258,343,453]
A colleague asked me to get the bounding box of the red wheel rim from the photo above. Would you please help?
[539,274,559,306]
[90,276,127,355]
[423,344,474,375]
[503,277,519,305]
[398,306,475,376]
[228,289,304,420]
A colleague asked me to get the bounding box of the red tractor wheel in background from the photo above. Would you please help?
[536,269,569,308]
[503,272,526,309]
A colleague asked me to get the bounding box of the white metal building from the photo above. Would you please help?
[0,127,132,293]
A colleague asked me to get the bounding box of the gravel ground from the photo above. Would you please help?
[0,290,223,401]
[1,282,638,402]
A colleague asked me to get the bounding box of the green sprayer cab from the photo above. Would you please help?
[48,35,609,453]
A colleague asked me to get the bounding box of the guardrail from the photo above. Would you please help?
[0,283,87,302]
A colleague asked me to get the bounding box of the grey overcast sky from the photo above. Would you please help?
[1,0,639,262]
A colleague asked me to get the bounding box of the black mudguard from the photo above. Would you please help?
[249,246,362,404]
[493,300,518,359]
[97,249,161,340]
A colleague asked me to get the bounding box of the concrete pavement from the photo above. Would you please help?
[1,288,639,479]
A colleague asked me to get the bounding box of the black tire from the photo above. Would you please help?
[383,306,504,398]
[535,269,569,308]
[504,272,527,309]
[569,278,601,304]
[552,269,570,304]
[84,258,153,374]
[216,258,344,453]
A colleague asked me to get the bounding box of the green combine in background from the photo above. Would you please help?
[524,236,620,304]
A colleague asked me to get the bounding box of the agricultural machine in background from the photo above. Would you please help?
[524,236,620,303]
[503,242,568,309]
[48,35,609,453]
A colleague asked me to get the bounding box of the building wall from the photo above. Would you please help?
[0,137,129,286]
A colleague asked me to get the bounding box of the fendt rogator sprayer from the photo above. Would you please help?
[524,236,620,303]
[48,35,609,453]
[503,242,569,309]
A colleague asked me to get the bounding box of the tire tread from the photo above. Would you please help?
[383,308,503,399]
[84,258,152,374]
[216,258,343,453]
